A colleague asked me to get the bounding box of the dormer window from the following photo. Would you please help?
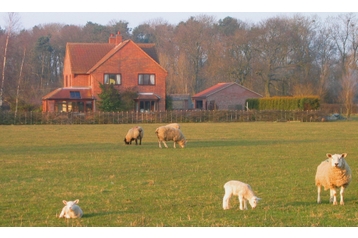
[104,74,121,85]
[138,74,155,85]
[70,91,81,99]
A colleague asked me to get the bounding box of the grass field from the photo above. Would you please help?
[1,121,358,228]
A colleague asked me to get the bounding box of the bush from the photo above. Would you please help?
[246,96,320,111]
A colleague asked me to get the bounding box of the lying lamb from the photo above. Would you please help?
[223,180,261,210]
[315,153,352,205]
[59,199,83,218]
[155,126,186,148]
[124,126,144,145]
[165,123,181,130]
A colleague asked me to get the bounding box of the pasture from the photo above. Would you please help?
[1,121,358,227]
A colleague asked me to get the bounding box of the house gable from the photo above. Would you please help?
[44,32,167,112]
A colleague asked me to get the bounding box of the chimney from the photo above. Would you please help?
[109,32,122,45]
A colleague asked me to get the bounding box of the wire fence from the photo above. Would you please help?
[0,109,329,125]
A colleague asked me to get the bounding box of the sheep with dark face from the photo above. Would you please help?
[155,126,186,148]
[124,126,144,145]
[315,153,352,205]
[59,199,83,218]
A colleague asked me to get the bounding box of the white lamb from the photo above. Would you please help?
[315,153,352,205]
[59,199,83,218]
[223,180,261,210]
[155,126,186,148]
[165,123,181,130]
[124,126,144,145]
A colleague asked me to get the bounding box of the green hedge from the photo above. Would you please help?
[246,96,320,111]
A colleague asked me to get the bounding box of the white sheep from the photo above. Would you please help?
[315,153,352,205]
[124,126,144,145]
[59,199,83,218]
[223,180,261,210]
[155,126,186,148]
[165,123,181,130]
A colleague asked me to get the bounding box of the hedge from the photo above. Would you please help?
[246,96,320,111]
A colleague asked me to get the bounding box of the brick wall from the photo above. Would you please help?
[207,84,261,110]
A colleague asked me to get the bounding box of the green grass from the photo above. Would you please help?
[1,122,358,227]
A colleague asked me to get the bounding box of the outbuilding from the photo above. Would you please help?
[191,82,262,110]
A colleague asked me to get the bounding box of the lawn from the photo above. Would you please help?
[1,121,358,228]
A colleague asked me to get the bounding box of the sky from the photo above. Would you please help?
[1,0,355,30]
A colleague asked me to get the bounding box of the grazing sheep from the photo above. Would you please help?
[124,126,144,145]
[155,126,186,148]
[315,153,352,205]
[223,180,261,210]
[165,123,181,130]
[59,199,83,218]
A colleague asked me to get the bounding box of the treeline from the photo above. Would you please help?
[1,13,358,116]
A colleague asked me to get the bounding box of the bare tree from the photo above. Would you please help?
[340,54,358,118]
[14,47,26,121]
[0,12,20,108]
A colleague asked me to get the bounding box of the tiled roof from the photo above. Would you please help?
[192,83,234,98]
[137,43,159,63]
[87,40,130,73]
[67,43,114,74]
[68,41,160,74]
[42,87,93,100]
[192,82,262,98]
[135,93,160,100]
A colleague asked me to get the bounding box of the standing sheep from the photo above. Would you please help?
[124,126,144,145]
[315,153,352,205]
[223,180,261,210]
[59,199,83,218]
[155,126,186,148]
[165,123,181,130]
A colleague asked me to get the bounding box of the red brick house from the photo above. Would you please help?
[42,32,167,112]
[191,82,262,110]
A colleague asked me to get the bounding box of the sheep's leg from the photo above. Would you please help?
[330,188,337,205]
[173,141,176,148]
[317,186,321,204]
[135,139,138,145]
[243,199,248,210]
[238,195,244,210]
[339,186,345,205]
[162,141,168,148]
[59,207,65,218]
[223,193,231,210]
[139,137,142,145]
[158,140,162,148]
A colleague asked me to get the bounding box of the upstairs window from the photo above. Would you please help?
[70,91,81,99]
[138,74,155,85]
[104,74,121,85]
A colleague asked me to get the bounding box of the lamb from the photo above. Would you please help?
[315,153,352,205]
[155,126,186,148]
[165,123,181,130]
[223,180,261,210]
[59,199,83,218]
[124,126,144,145]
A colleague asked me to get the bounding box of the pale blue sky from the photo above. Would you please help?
[1,0,352,30]
[0,12,349,31]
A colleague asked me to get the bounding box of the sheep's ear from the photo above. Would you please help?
[62,200,67,205]
[74,199,79,204]
[257,197,262,201]
[341,153,347,158]
[326,153,332,158]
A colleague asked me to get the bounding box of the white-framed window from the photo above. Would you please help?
[104,74,121,85]
[138,74,155,85]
